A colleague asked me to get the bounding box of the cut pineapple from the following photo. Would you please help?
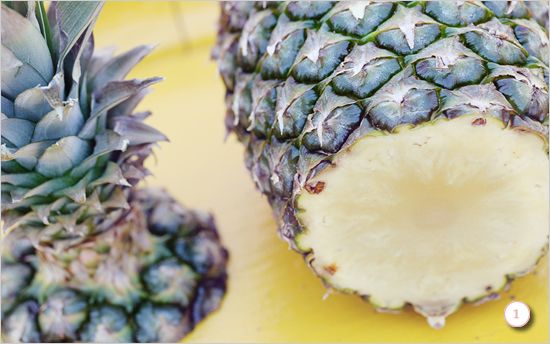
[297,115,548,324]
[215,0,549,327]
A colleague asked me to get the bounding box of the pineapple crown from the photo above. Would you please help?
[1,2,166,243]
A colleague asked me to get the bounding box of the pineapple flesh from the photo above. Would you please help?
[1,2,228,342]
[215,0,549,326]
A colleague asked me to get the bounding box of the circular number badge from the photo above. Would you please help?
[504,301,531,328]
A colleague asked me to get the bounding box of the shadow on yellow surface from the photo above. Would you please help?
[94,2,549,342]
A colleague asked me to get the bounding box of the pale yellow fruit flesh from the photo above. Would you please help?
[297,115,548,325]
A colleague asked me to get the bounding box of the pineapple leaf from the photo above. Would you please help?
[14,88,52,122]
[36,1,54,62]
[35,136,92,177]
[47,1,103,70]
[2,1,28,16]
[13,141,55,170]
[1,45,48,100]
[1,118,34,148]
[23,176,73,199]
[69,131,128,179]
[1,96,15,117]
[79,77,162,139]
[112,117,168,145]
[33,103,85,141]
[88,161,130,188]
[1,5,53,81]
[2,172,45,188]
[91,45,155,90]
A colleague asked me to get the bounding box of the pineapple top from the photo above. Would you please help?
[1,2,165,246]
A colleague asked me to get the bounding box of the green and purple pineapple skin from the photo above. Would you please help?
[2,2,228,342]
[2,188,228,342]
[215,0,549,326]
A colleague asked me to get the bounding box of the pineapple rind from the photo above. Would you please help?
[1,188,229,342]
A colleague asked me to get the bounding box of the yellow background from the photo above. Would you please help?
[94,2,549,342]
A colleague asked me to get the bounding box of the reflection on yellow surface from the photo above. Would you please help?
[94,2,549,342]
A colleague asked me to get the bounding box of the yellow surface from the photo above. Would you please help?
[94,2,549,342]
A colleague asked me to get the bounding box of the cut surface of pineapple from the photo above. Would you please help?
[297,115,548,321]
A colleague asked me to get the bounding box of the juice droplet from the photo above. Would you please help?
[427,315,446,329]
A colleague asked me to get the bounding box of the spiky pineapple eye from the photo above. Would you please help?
[424,1,488,27]
[3,233,34,261]
[292,37,350,83]
[273,86,317,139]
[1,262,33,313]
[484,1,530,19]
[440,84,516,119]
[261,14,318,79]
[175,235,228,276]
[261,29,308,79]
[415,56,487,89]
[38,289,87,342]
[494,69,549,122]
[365,74,439,131]
[249,79,278,138]
[299,86,360,153]
[513,19,550,65]
[143,258,198,305]
[269,144,300,197]
[332,58,401,99]
[2,300,41,343]
[192,285,227,322]
[238,12,277,72]
[285,1,334,21]
[326,2,394,37]
[148,203,185,236]
[450,18,529,65]
[302,103,362,153]
[377,24,441,55]
[369,88,438,130]
[135,303,190,343]
[79,305,132,342]
[331,42,401,98]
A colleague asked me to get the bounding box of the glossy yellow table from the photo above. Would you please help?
[94,2,549,342]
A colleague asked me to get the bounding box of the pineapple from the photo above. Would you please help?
[2,188,228,342]
[215,0,549,327]
[1,2,228,342]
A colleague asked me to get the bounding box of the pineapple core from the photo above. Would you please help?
[297,115,548,316]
